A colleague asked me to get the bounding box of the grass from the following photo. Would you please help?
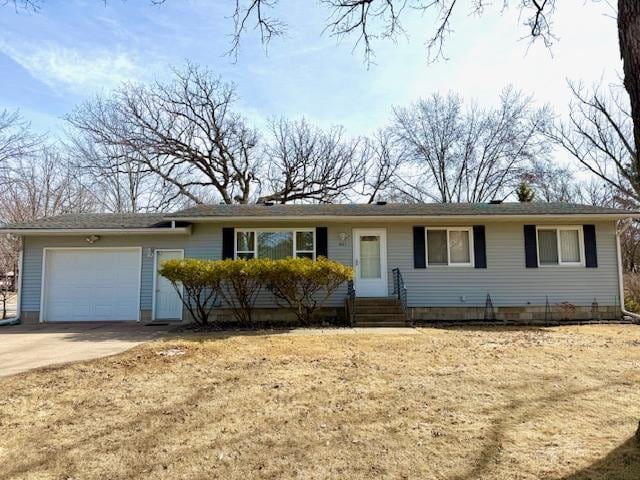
[1,325,640,479]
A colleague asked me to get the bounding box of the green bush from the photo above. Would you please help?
[159,259,220,326]
[263,257,353,325]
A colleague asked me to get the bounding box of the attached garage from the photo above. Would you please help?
[41,248,141,322]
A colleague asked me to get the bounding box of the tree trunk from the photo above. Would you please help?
[619,1,640,184]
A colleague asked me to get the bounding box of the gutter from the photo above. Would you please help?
[166,213,640,223]
[616,219,640,321]
[0,226,192,236]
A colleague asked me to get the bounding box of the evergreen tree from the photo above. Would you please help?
[516,181,535,202]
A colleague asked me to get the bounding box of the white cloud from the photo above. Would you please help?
[0,39,151,94]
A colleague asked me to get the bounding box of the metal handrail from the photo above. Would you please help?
[392,268,408,317]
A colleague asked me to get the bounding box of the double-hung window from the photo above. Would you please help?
[235,229,315,260]
[426,227,473,266]
[537,226,583,266]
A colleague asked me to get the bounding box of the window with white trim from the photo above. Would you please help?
[537,226,583,266]
[235,229,315,260]
[426,227,473,266]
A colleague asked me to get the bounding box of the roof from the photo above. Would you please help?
[0,203,636,234]
[167,202,637,219]
[2,213,167,230]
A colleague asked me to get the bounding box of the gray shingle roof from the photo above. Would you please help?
[2,213,166,230]
[167,202,637,218]
[1,202,636,231]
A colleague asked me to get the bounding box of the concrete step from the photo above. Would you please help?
[355,305,405,315]
[352,313,409,327]
[354,297,402,306]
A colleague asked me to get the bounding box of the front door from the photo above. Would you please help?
[154,249,184,320]
[353,229,388,297]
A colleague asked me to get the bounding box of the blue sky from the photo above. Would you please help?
[0,0,622,139]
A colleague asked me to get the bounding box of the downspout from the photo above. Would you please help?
[616,220,640,321]
[0,237,22,326]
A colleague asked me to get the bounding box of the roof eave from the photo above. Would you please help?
[164,213,639,222]
[0,226,193,236]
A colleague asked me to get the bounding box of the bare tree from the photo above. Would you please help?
[66,64,261,205]
[196,1,640,210]
[359,129,404,203]
[67,66,401,206]
[228,0,286,60]
[259,118,370,203]
[541,82,640,204]
[0,109,40,168]
[66,130,185,213]
[3,1,557,63]
[321,1,556,62]
[0,147,95,223]
[391,87,550,203]
[523,157,616,205]
[522,158,576,203]
[221,1,557,63]
[10,1,640,205]
[621,222,640,272]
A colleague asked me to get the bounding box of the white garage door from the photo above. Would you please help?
[42,248,141,322]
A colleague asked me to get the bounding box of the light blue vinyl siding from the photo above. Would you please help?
[388,221,620,307]
[21,223,219,312]
[20,219,621,316]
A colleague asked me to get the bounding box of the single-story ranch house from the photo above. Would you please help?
[1,202,638,325]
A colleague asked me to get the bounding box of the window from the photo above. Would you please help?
[235,229,315,260]
[426,227,473,266]
[236,231,255,259]
[537,226,583,266]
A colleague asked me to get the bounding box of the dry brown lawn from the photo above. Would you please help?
[1,325,640,480]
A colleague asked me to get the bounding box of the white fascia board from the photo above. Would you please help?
[166,214,639,223]
[0,226,192,236]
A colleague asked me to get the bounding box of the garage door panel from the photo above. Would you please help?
[43,249,140,322]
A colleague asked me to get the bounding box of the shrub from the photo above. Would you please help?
[160,257,353,327]
[214,258,270,326]
[263,257,353,325]
[159,259,220,326]
[625,273,640,313]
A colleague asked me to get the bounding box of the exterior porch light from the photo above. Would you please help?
[338,232,347,246]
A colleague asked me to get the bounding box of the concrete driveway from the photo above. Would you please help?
[0,322,168,378]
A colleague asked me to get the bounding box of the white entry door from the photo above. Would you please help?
[353,229,388,297]
[154,249,184,320]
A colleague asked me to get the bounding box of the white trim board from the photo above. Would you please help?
[3,227,192,236]
[167,214,638,223]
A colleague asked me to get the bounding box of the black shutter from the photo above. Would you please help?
[222,227,235,259]
[316,227,328,258]
[523,224,538,268]
[583,224,598,268]
[413,226,426,269]
[473,225,487,269]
